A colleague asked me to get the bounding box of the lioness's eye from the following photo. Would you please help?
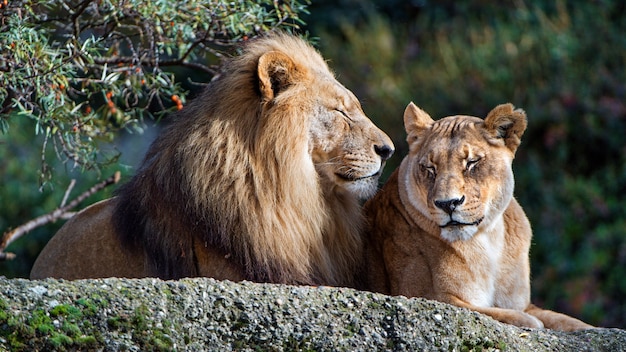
[420,164,436,179]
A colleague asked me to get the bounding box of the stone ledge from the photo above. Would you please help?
[0,277,623,351]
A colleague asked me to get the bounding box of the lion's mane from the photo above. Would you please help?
[113,33,364,285]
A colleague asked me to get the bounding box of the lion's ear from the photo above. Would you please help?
[484,103,527,153]
[404,102,433,144]
[258,51,301,101]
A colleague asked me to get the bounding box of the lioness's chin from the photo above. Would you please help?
[440,225,478,242]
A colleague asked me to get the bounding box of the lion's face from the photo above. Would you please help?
[308,79,394,200]
[258,47,394,200]
[400,103,527,242]
[257,49,394,202]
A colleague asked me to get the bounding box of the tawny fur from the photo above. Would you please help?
[363,102,593,331]
[31,32,394,286]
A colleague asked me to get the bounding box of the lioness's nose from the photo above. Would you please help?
[374,144,394,161]
[434,196,465,215]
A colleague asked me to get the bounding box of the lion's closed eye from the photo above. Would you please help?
[335,108,352,121]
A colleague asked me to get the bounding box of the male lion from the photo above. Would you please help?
[31,32,394,286]
[363,102,593,331]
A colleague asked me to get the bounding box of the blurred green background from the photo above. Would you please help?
[1,0,624,328]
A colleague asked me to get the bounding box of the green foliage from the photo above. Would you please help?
[311,0,626,327]
[0,116,123,278]
[0,0,310,181]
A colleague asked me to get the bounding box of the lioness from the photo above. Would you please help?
[364,102,593,331]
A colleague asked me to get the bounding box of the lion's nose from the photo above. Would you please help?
[374,144,394,161]
[434,196,465,215]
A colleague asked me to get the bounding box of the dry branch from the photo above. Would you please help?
[0,171,121,261]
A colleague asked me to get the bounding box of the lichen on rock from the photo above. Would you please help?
[0,277,623,351]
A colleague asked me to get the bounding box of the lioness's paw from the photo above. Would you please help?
[515,312,544,329]
[497,311,544,329]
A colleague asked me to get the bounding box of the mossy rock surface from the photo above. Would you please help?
[0,277,623,351]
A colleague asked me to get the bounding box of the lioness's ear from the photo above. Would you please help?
[258,51,302,101]
[484,103,527,153]
[404,102,434,144]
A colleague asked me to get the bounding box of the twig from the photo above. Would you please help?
[0,171,121,261]
[60,179,77,207]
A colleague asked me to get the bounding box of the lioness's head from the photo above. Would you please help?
[400,102,527,242]
[256,35,394,201]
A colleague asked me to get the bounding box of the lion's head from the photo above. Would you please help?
[399,102,526,242]
[113,32,394,285]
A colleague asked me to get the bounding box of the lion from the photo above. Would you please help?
[30,32,394,286]
[363,102,593,331]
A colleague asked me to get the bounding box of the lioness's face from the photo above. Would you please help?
[400,103,526,242]
[309,78,394,201]
[410,119,515,241]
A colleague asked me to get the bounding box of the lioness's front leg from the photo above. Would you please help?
[525,304,594,331]
[447,296,544,329]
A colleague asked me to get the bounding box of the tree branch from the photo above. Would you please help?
[0,171,121,261]
[60,179,77,207]
[89,55,217,75]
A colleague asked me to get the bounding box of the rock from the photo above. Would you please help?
[0,277,623,351]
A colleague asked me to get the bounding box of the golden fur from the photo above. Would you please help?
[31,32,394,285]
[363,102,593,331]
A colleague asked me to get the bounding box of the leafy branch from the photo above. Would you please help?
[0,0,310,184]
[0,172,121,261]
